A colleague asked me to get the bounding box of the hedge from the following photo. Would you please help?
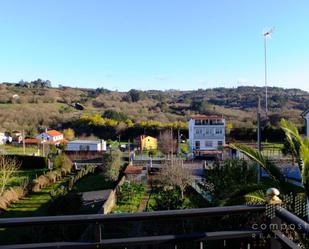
[4,155,48,169]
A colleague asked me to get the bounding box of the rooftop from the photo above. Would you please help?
[190,115,225,120]
[81,190,112,202]
[46,130,63,136]
[68,140,103,144]
[124,165,143,174]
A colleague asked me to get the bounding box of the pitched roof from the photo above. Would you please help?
[68,140,102,144]
[124,165,143,174]
[24,138,40,144]
[46,130,63,136]
[24,138,68,145]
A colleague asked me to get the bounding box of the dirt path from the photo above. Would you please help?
[138,183,151,212]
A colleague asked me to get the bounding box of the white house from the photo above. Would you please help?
[66,140,107,152]
[36,130,64,144]
[188,115,225,158]
[0,132,7,145]
[301,110,309,137]
[0,132,12,144]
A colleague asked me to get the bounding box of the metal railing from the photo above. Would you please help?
[0,205,308,248]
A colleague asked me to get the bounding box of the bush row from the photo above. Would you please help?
[0,186,28,210]
[0,155,73,211]
[49,165,96,198]
[31,162,72,192]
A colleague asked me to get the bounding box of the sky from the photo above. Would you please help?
[0,0,308,91]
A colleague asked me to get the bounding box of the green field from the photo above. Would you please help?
[71,172,114,193]
[0,144,39,155]
[1,175,72,219]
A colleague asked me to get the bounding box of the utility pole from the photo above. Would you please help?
[22,129,26,155]
[170,127,173,161]
[177,129,181,157]
[257,97,262,184]
[257,97,262,152]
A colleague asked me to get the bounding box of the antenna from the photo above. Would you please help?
[263,26,275,37]
[263,26,275,124]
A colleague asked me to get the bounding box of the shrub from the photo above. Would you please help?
[45,171,57,183]
[0,186,27,210]
[53,154,72,173]
[101,151,121,181]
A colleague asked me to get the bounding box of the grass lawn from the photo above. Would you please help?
[71,172,114,193]
[0,173,79,245]
[1,175,72,219]
[0,144,39,155]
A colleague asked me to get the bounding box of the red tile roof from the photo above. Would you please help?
[23,138,68,145]
[124,165,143,174]
[24,138,40,144]
[46,130,63,136]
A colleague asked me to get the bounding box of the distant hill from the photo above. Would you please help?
[0,81,308,135]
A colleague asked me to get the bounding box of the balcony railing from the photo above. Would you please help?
[0,204,308,249]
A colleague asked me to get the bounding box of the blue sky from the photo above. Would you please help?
[0,0,308,91]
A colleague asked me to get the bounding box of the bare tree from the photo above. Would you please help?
[159,160,192,199]
[158,130,177,156]
[0,156,20,195]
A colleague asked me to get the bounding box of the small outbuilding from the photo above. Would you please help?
[136,135,157,151]
[124,165,147,183]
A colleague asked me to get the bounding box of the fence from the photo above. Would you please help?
[0,205,308,248]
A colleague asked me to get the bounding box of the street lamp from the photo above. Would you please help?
[263,27,275,123]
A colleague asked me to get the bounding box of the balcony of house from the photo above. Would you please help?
[0,201,308,249]
[193,128,225,140]
[194,119,225,126]
[193,133,225,140]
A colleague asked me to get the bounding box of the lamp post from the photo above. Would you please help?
[263,27,274,124]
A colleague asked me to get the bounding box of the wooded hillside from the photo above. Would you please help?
[0,81,308,137]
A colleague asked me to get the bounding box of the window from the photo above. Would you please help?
[205,140,212,147]
[195,120,202,125]
[215,128,222,134]
[218,141,223,146]
[195,141,200,149]
[195,128,202,135]
[80,145,90,151]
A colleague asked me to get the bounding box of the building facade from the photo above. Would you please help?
[188,115,225,158]
[36,130,64,144]
[66,140,107,152]
[137,135,158,151]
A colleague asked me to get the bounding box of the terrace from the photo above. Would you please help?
[0,202,308,249]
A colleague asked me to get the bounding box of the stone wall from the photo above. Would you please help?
[102,176,126,214]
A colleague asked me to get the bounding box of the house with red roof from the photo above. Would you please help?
[36,129,65,145]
